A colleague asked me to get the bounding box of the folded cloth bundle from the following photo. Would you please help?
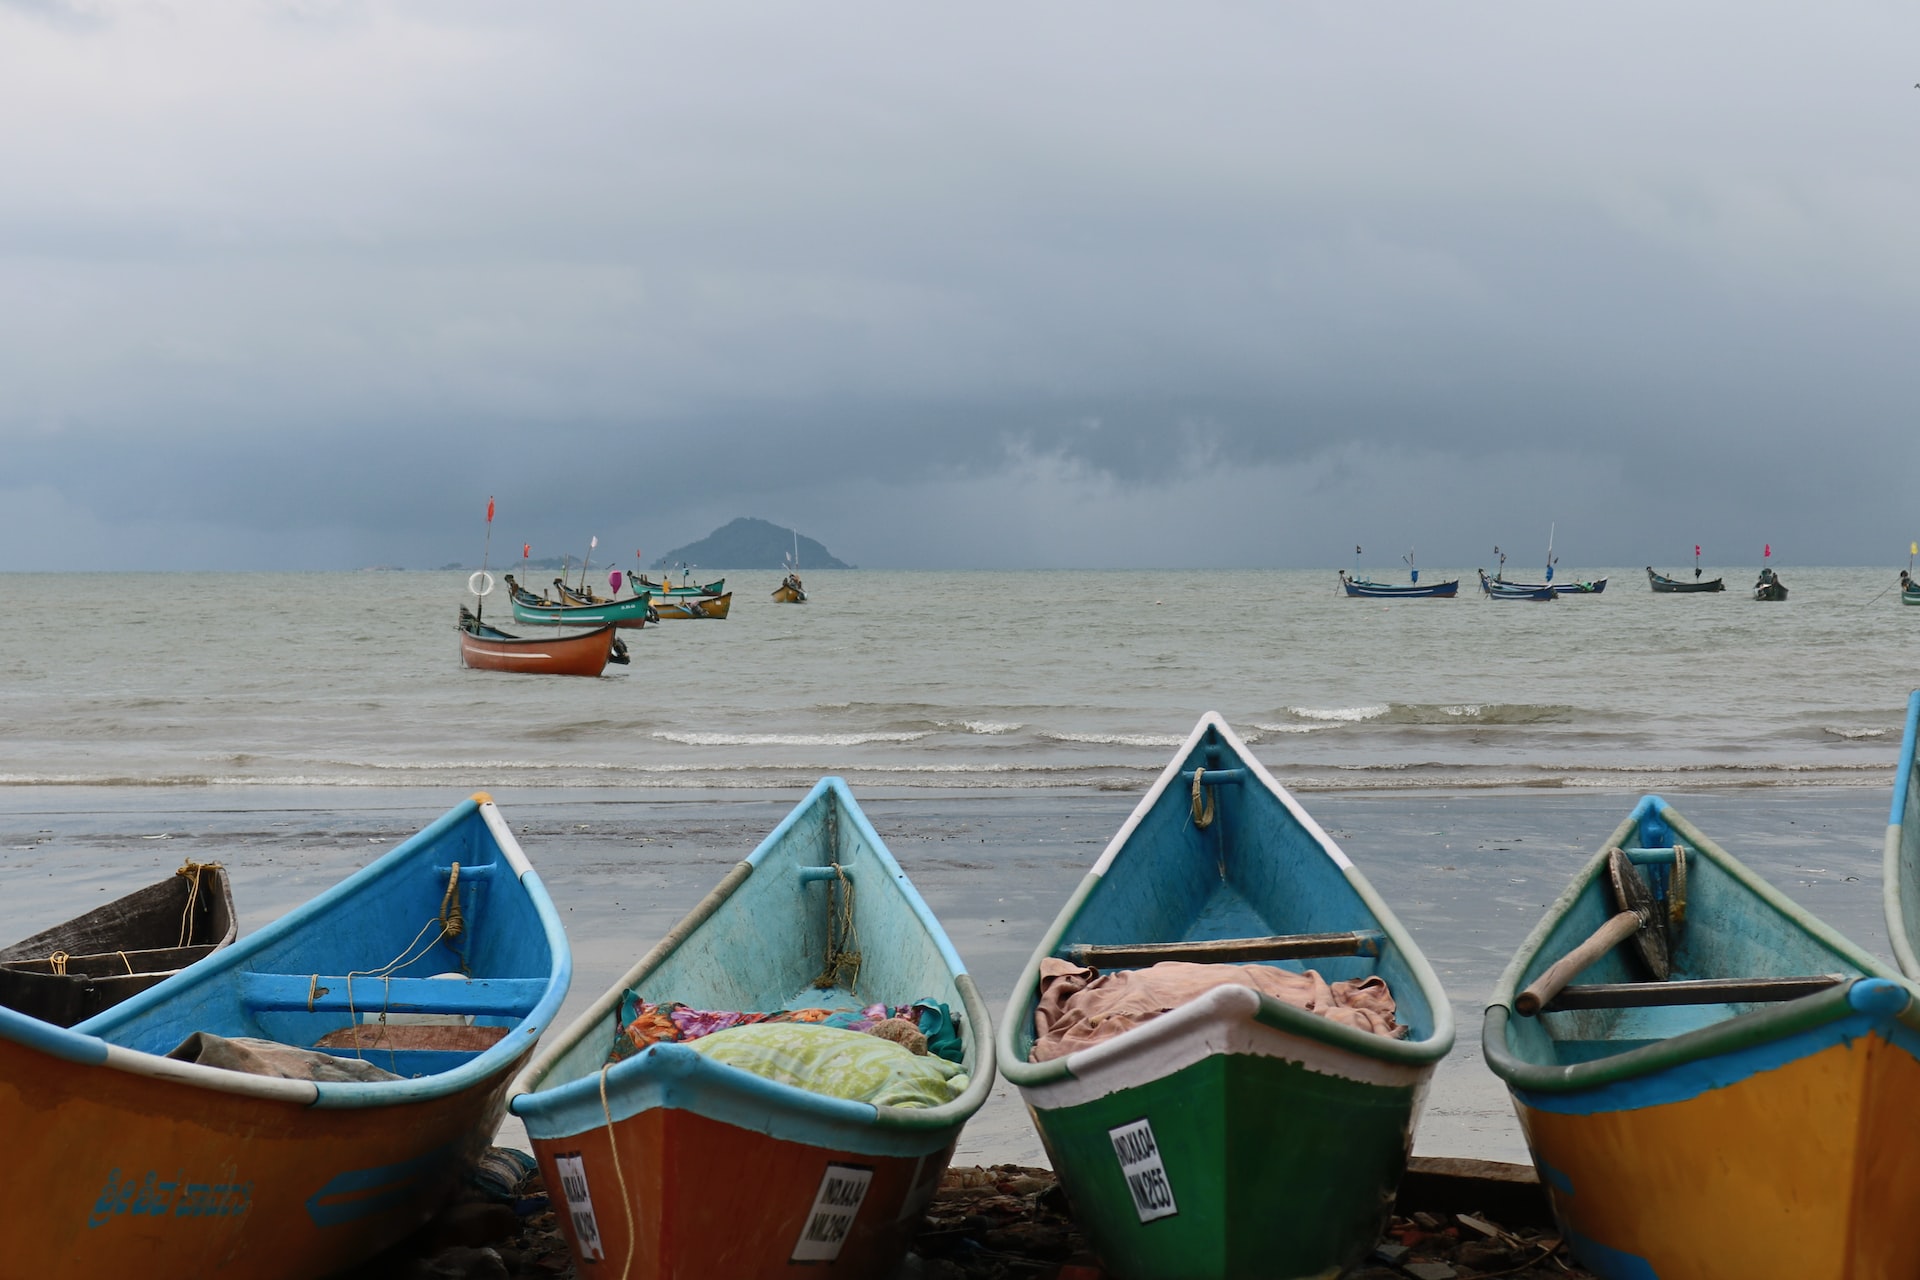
[1029,958,1402,1062]
[688,1023,969,1109]
[609,995,962,1066]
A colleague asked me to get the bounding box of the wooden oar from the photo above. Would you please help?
[1516,848,1667,1017]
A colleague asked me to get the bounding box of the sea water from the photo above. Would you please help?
[1,566,1912,793]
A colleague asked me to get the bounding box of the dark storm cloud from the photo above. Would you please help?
[2,2,1917,568]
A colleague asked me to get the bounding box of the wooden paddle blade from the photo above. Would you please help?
[1607,847,1668,980]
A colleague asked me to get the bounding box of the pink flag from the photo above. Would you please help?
[609,570,623,592]
[1764,544,1771,558]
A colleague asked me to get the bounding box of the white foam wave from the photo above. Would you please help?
[1823,726,1890,740]
[651,731,934,747]
[1039,731,1186,748]
[1285,705,1390,723]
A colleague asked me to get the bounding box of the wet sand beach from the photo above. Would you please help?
[0,782,1891,1166]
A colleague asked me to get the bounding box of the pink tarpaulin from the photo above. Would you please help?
[1029,958,1403,1062]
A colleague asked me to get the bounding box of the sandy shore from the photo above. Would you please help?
[0,783,1892,1165]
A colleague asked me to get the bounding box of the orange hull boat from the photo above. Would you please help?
[458,607,623,676]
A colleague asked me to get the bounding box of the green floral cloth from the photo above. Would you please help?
[688,1023,970,1108]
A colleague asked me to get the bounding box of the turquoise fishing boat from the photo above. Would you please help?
[0,794,571,1279]
[1489,794,1920,1280]
[1885,691,1920,972]
[509,777,994,1279]
[994,714,1453,1280]
[504,575,656,628]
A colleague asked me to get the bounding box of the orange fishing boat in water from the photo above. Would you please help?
[458,606,627,675]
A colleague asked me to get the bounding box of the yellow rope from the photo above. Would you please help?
[117,951,133,975]
[48,951,67,977]
[174,861,209,949]
[813,862,861,993]
[1191,767,1215,829]
[599,1063,636,1280]
[439,862,464,938]
[333,864,465,1059]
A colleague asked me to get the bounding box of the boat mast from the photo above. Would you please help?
[1544,523,1555,584]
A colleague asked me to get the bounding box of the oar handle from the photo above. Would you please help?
[1516,910,1643,1017]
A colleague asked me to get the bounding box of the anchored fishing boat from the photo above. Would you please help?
[459,605,627,676]
[773,573,808,603]
[0,794,571,1279]
[647,590,733,619]
[1753,567,1787,601]
[1486,795,1919,1280]
[1478,570,1557,601]
[1646,567,1725,593]
[995,714,1453,1280]
[511,777,994,1279]
[503,575,656,629]
[1339,546,1457,598]
[0,863,237,1027]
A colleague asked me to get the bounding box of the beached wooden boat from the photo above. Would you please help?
[995,714,1454,1280]
[0,863,237,1027]
[1338,571,1459,599]
[0,794,571,1279]
[647,590,733,619]
[773,573,807,603]
[459,606,627,675]
[1646,567,1726,593]
[1486,794,1920,1280]
[503,576,655,629]
[510,776,994,1279]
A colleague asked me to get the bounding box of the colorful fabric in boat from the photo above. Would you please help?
[609,994,963,1065]
[687,1022,970,1108]
[1028,958,1402,1063]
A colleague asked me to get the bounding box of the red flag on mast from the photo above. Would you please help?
[1694,545,1700,556]
[523,543,530,558]
[1764,544,1771,558]
[486,497,495,524]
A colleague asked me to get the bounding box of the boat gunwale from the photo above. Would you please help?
[996,711,1455,1090]
[1485,794,1910,1095]
[510,776,995,1133]
[14,796,573,1110]
[1882,691,1920,978]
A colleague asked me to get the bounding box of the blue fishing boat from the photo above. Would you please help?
[1487,794,1920,1280]
[995,714,1453,1280]
[1478,570,1557,601]
[1339,546,1457,598]
[0,794,572,1279]
[509,777,994,1279]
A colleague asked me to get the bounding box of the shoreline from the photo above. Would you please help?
[0,782,1893,1166]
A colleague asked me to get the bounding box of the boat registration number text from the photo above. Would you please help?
[1109,1118,1178,1223]
[89,1167,253,1229]
[552,1153,605,1262]
[791,1162,874,1263]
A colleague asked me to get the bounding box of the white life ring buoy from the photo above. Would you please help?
[468,571,496,598]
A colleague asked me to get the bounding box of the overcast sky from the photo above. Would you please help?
[3,2,1917,570]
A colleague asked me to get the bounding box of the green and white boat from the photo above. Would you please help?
[995,713,1453,1280]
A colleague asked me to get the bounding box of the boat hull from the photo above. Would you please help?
[1018,987,1430,1280]
[0,1030,520,1279]
[459,615,619,675]
[1902,588,1920,606]
[1480,572,1557,601]
[649,591,733,619]
[524,1061,956,1279]
[509,594,654,629]
[1500,988,1920,1280]
[1646,567,1725,593]
[1754,583,1788,601]
[773,584,806,603]
[1338,577,1459,598]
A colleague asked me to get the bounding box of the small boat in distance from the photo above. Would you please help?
[646,590,733,619]
[1647,567,1726,593]
[0,793,572,1279]
[1478,569,1557,601]
[503,576,656,629]
[459,606,627,676]
[1486,528,1604,594]
[996,714,1453,1280]
[633,572,727,598]
[1339,545,1457,598]
[772,574,807,603]
[1902,570,1920,606]
[1486,795,1915,1279]
[1753,566,1787,601]
[511,777,994,1279]
[0,863,237,1027]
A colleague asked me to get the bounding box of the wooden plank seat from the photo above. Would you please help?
[239,972,547,1018]
[1067,929,1385,968]
[1539,974,1846,1014]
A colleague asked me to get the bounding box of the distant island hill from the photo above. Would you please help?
[439,518,851,572]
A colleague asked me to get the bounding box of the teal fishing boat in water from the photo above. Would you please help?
[994,714,1453,1280]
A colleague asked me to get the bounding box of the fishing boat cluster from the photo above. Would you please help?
[1339,540,1818,602]
[12,690,1920,1279]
